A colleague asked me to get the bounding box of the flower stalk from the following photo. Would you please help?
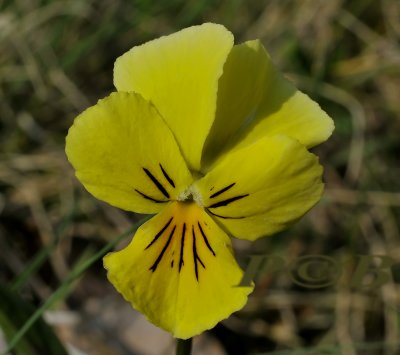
[176,338,193,355]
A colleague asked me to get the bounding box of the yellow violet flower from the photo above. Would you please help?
[65,23,334,339]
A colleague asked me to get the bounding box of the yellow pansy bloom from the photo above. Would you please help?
[65,23,334,339]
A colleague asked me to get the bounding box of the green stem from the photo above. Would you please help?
[176,338,193,355]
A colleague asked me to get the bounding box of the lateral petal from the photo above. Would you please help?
[114,23,234,171]
[104,201,253,339]
[66,92,193,214]
[195,135,324,240]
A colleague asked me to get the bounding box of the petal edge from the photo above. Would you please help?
[104,201,253,338]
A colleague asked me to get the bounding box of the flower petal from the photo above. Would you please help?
[203,40,333,168]
[66,92,193,214]
[104,201,253,339]
[202,40,269,167]
[194,135,324,241]
[114,23,234,171]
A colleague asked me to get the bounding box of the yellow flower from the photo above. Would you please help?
[65,23,334,339]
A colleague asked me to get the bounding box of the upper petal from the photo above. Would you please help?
[66,92,193,214]
[202,40,269,167]
[203,40,334,169]
[104,201,253,339]
[194,135,324,240]
[114,23,234,172]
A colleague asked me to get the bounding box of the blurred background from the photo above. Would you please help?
[1,0,400,354]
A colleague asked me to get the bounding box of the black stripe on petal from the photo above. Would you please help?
[208,194,249,208]
[135,189,168,203]
[210,183,235,199]
[149,225,176,272]
[143,168,170,198]
[197,222,215,256]
[207,210,245,220]
[179,223,186,272]
[192,226,205,282]
[159,164,175,188]
[145,217,173,250]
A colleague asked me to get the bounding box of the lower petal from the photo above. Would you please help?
[103,201,253,339]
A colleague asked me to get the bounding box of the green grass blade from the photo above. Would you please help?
[11,204,76,292]
[2,215,150,355]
